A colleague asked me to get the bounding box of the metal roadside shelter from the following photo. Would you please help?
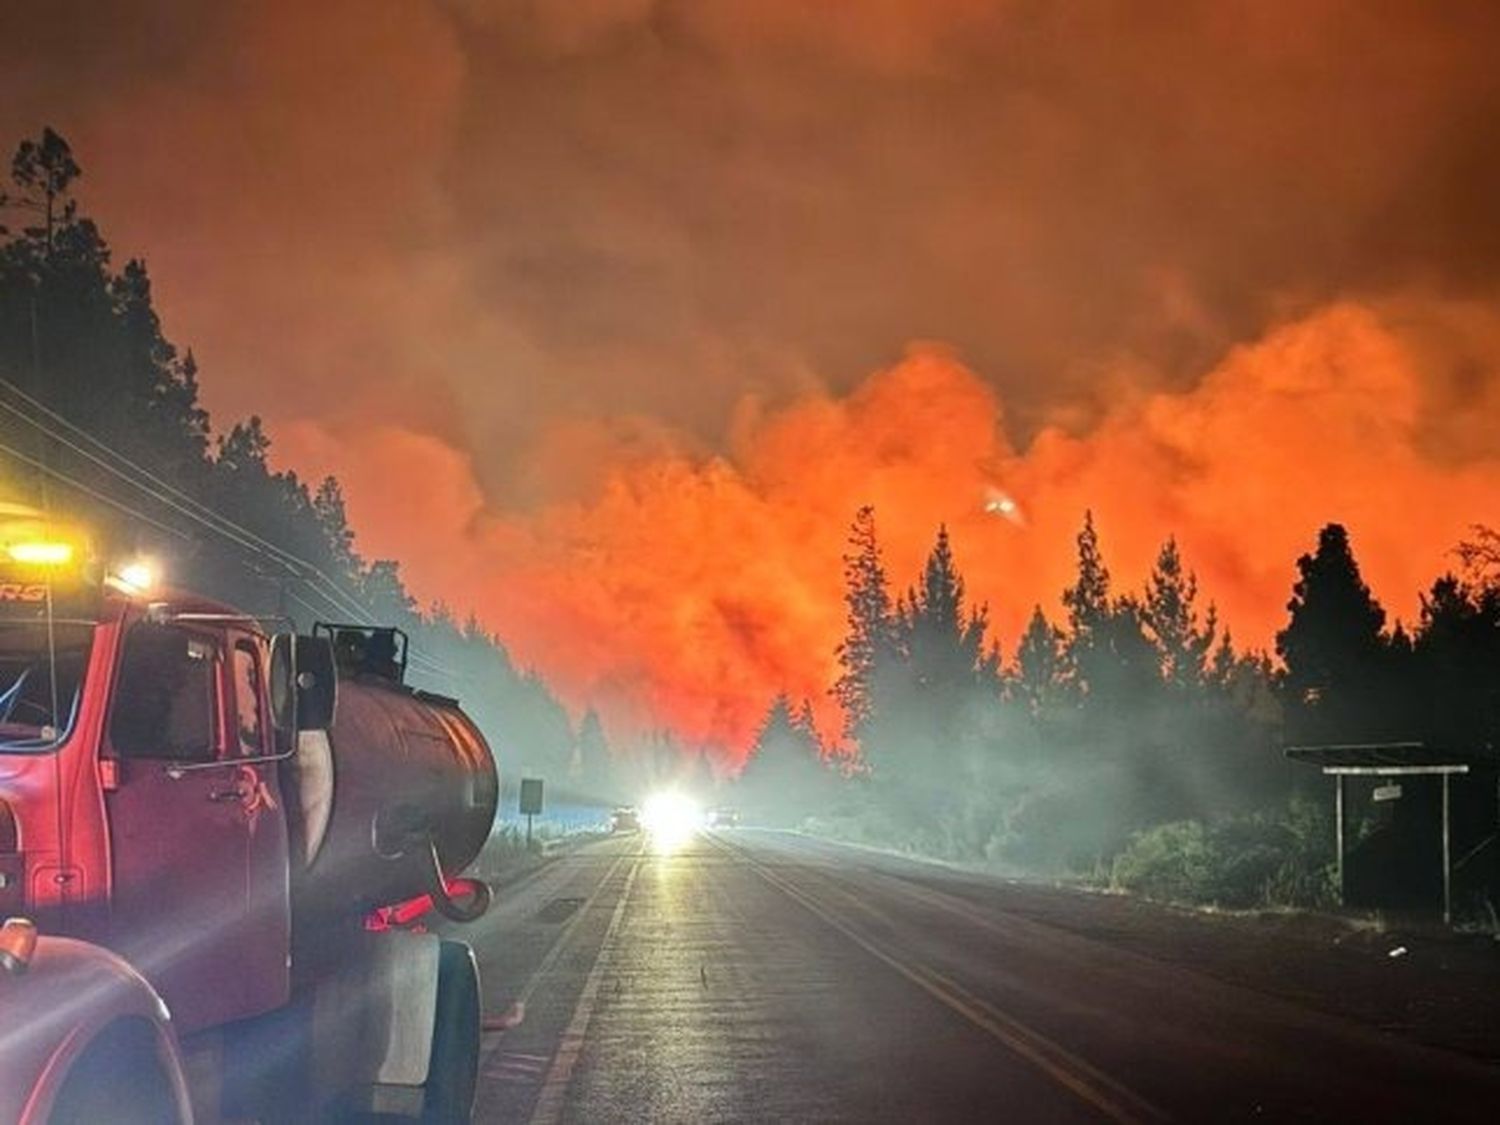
[1285,742,1500,924]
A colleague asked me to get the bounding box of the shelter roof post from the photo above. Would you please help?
[1335,773,1345,908]
[1442,772,1452,926]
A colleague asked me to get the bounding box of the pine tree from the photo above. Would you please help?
[859,525,1002,791]
[832,506,895,746]
[1060,510,1113,699]
[739,693,826,826]
[1142,536,1216,691]
[1207,629,1237,689]
[1012,604,1066,720]
[1455,524,1500,590]
[1277,524,1385,698]
[1062,510,1111,639]
[1276,523,1390,740]
[361,559,417,623]
[757,694,799,748]
[1057,512,1160,726]
[3,127,80,256]
[2,129,121,447]
[216,415,273,473]
[898,525,1000,695]
[110,260,197,465]
[312,476,360,573]
[794,699,823,756]
[1415,573,1500,750]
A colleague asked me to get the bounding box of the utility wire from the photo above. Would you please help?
[0,376,453,675]
[0,394,296,570]
[0,437,192,541]
[0,379,317,577]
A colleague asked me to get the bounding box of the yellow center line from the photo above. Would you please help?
[711,833,1169,1125]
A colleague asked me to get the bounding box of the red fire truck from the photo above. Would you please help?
[0,505,499,1122]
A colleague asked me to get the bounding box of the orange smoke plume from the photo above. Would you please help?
[280,299,1500,762]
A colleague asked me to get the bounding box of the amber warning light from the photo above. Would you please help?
[5,541,74,566]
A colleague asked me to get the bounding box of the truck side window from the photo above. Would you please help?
[109,624,218,761]
[232,640,265,757]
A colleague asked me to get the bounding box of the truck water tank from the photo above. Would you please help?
[292,674,498,922]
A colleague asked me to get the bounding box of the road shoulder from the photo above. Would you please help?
[770,828,1500,1062]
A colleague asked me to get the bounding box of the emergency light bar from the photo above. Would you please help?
[5,541,74,566]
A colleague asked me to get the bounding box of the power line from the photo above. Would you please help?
[0,379,314,577]
[0,437,192,542]
[0,394,297,573]
[0,376,454,674]
[0,373,337,584]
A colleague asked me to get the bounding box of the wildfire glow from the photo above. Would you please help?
[280,300,1500,764]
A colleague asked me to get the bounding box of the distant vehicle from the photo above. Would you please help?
[708,805,741,829]
[611,806,641,832]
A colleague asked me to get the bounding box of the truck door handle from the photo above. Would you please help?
[208,786,246,803]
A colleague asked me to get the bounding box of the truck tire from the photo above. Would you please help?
[423,940,481,1123]
[48,1019,183,1125]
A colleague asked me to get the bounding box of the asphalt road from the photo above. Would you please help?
[465,830,1500,1123]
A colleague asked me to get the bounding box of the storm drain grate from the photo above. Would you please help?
[536,896,585,923]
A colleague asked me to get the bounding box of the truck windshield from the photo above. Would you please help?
[0,621,93,751]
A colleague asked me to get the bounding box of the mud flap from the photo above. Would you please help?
[414,940,481,1122]
[310,929,442,1091]
[219,930,449,1120]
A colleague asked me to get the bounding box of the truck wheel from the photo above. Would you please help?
[49,1019,183,1125]
[423,940,481,1123]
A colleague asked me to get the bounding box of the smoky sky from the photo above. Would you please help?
[4,1,1500,752]
[448,0,1500,485]
[8,2,1500,478]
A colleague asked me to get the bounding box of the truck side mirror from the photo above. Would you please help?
[270,633,339,736]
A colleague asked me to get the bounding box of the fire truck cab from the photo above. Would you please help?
[0,506,497,1122]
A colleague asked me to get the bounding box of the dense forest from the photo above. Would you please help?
[0,128,579,793]
[736,504,1499,912]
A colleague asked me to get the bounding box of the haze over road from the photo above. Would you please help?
[466,831,1497,1123]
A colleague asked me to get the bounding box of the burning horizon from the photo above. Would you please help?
[279,296,1500,760]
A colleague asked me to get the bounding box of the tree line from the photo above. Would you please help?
[0,128,576,785]
[736,505,1499,909]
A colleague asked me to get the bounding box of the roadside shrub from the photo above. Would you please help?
[1256,796,1339,908]
[479,825,540,868]
[995,774,1139,875]
[1111,797,1336,909]
[1110,820,1217,902]
[476,820,596,878]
